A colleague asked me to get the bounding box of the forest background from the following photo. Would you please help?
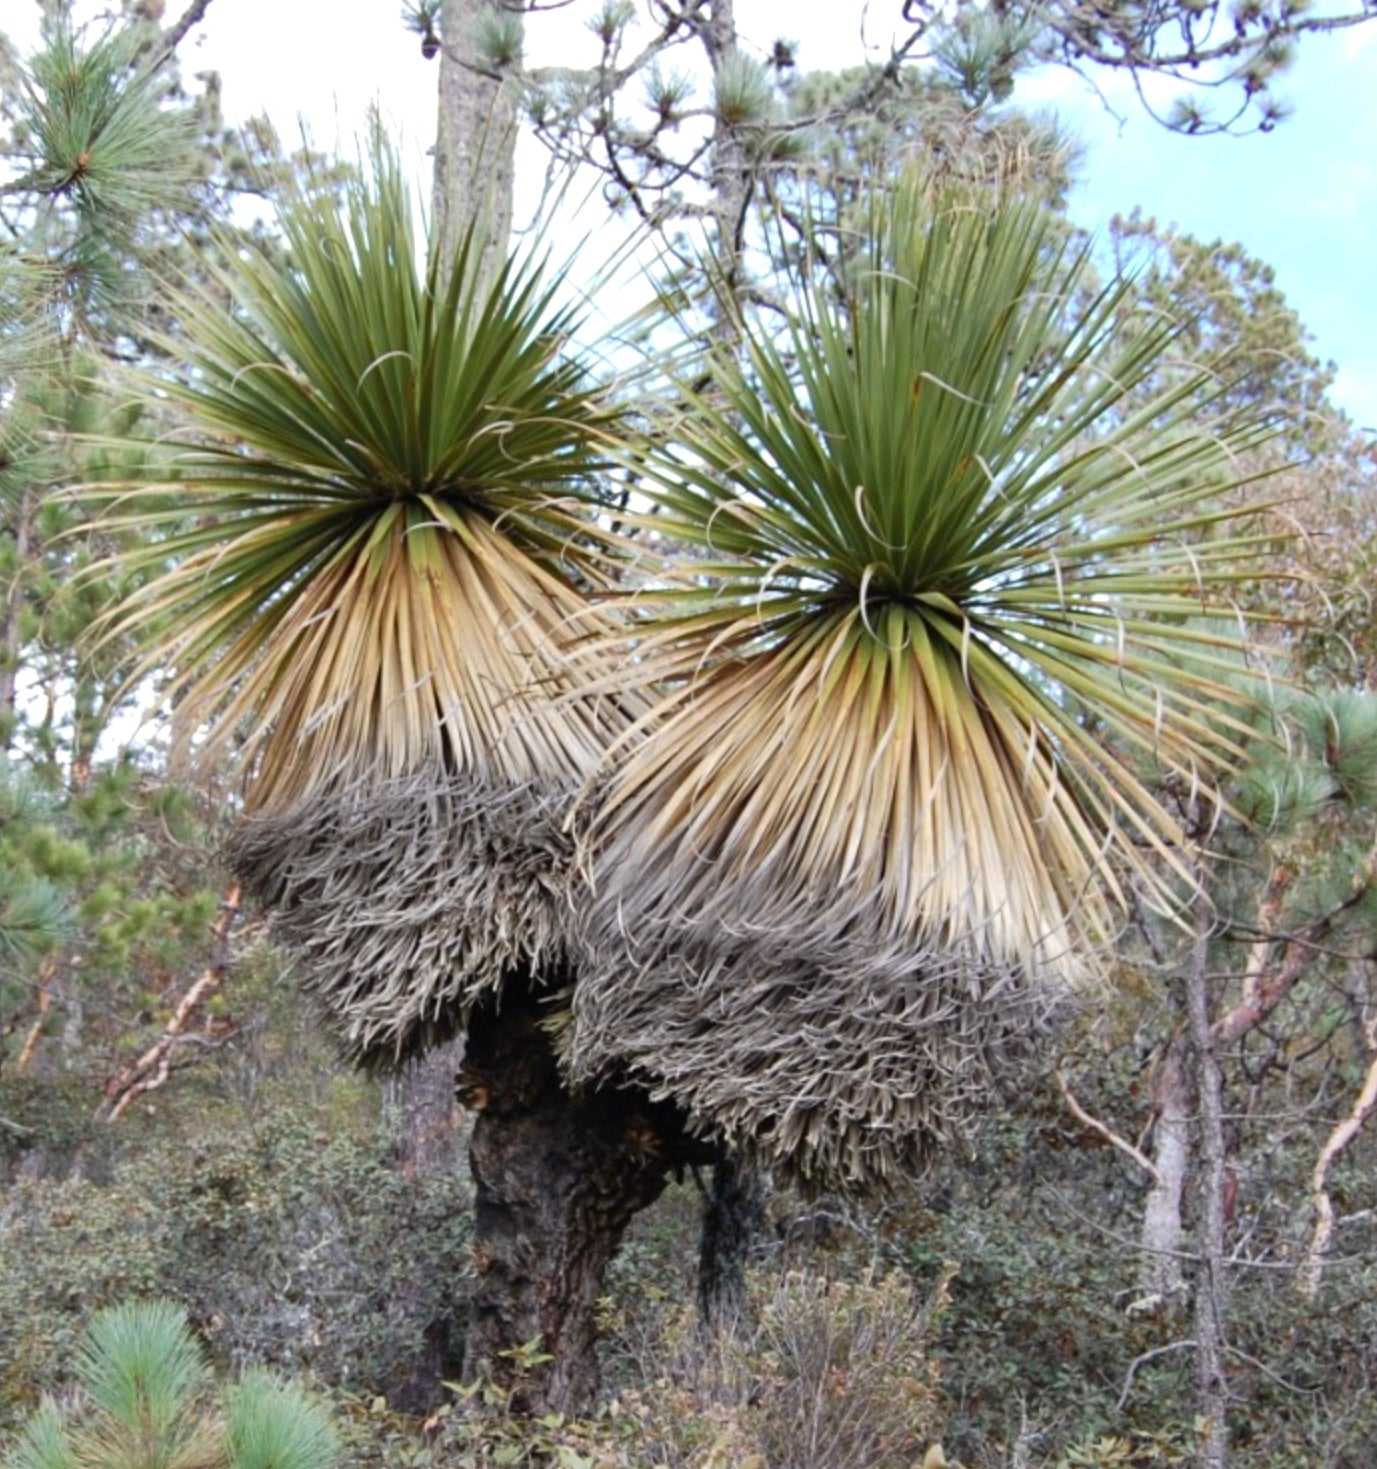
[3,2,1377,1468]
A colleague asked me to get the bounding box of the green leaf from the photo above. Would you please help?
[85,134,631,811]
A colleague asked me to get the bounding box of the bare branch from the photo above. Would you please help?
[1117,1339,1198,1413]
[1054,1061,1162,1183]
[1298,1010,1377,1299]
[104,882,242,1123]
[14,952,59,1072]
[139,0,217,79]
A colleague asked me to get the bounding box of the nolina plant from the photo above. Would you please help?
[3,1301,338,1469]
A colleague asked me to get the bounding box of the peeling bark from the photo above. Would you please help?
[1140,1033,1192,1301]
[1299,1011,1377,1299]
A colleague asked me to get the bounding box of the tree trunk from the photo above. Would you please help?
[0,488,36,752]
[458,988,713,1415]
[1185,901,1230,1469]
[698,0,753,338]
[432,0,521,289]
[697,1147,765,1331]
[392,1036,465,1178]
[380,1037,467,1412]
[1140,1033,1191,1303]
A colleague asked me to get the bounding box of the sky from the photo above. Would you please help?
[8,1,1375,430]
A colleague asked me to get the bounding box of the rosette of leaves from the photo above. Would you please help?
[88,143,632,1065]
[571,181,1276,1190]
[2,1300,337,1469]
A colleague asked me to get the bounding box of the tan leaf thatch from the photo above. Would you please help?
[565,181,1278,1188]
[228,775,586,1066]
[571,918,1066,1191]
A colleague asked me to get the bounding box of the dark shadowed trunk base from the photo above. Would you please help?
[458,988,714,1415]
[698,1148,766,1332]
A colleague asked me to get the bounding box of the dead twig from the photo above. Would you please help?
[1054,1062,1162,1184]
[103,882,242,1123]
[14,953,60,1073]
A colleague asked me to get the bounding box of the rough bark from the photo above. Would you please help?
[393,1035,465,1178]
[458,987,714,1414]
[381,1036,467,1412]
[697,1147,766,1331]
[1185,903,1229,1469]
[432,0,522,290]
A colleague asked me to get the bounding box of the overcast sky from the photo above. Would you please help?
[10,1,1375,430]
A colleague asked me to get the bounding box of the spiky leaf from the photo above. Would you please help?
[88,141,629,811]
[571,181,1279,1188]
[87,142,634,1059]
[224,1372,338,1469]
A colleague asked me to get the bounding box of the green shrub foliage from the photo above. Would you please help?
[0,1121,472,1426]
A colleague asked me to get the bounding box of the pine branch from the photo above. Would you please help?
[139,0,217,78]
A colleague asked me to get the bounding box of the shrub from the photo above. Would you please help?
[437,1267,942,1469]
[0,1120,473,1427]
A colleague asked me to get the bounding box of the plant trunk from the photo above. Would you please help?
[432,0,521,290]
[1185,900,1229,1469]
[697,1148,765,1332]
[458,988,713,1415]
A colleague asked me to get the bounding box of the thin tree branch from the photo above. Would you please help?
[14,952,59,1072]
[103,881,241,1122]
[140,0,217,78]
[1298,1012,1377,1300]
[1117,1339,1197,1413]
[1054,1062,1162,1184]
